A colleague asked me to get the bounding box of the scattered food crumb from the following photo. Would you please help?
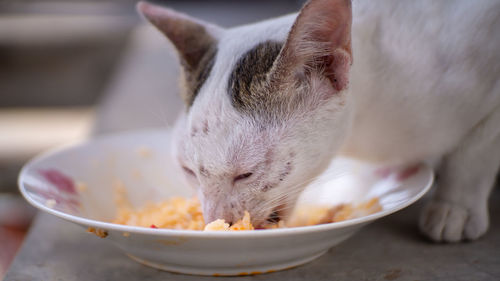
[87,227,108,238]
[76,181,88,192]
[384,268,402,280]
[136,146,152,158]
[45,199,56,208]
[132,169,143,179]
[122,232,130,237]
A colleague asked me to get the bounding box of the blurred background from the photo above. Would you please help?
[0,0,303,277]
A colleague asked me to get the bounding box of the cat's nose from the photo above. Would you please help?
[202,203,235,225]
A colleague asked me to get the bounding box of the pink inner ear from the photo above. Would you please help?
[327,50,351,91]
[279,0,353,92]
[308,1,352,92]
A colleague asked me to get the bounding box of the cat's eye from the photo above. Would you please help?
[234,172,253,182]
[182,166,196,178]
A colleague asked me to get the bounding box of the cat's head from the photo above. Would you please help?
[138,0,353,227]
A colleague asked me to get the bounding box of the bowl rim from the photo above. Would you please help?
[18,129,434,239]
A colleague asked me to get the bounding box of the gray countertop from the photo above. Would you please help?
[5,190,500,281]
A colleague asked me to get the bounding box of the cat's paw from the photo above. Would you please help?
[419,200,489,242]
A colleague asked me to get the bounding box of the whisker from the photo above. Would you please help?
[151,108,172,128]
[253,167,349,212]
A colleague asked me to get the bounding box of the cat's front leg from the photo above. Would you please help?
[419,107,500,242]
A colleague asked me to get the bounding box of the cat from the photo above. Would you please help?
[136,0,500,242]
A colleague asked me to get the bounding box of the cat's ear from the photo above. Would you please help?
[272,0,352,92]
[137,1,222,72]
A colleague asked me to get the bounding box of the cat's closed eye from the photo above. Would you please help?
[234,172,253,183]
[182,166,196,178]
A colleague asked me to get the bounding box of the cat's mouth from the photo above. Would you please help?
[266,210,281,223]
[255,205,287,229]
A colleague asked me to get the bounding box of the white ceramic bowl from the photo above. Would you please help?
[19,129,433,276]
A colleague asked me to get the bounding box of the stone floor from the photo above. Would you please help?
[0,194,36,279]
[5,189,499,281]
[0,227,25,278]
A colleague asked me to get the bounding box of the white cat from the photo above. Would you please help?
[136,0,500,242]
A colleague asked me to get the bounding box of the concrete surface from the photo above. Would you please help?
[5,189,500,281]
[0,194,35,279]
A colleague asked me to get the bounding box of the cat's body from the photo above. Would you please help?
[137,0,500,242]
[219,0,500,165]
[344,0,500,166]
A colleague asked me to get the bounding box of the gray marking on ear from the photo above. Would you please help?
[138,2,220,107]
[182,46,217,107]
[228,41,283,113]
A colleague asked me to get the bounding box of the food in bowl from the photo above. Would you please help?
[204,211,254,231]
[287,197,382,227]
[112,180,382,231]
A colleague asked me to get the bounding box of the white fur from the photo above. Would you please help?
[343,0,500,165]
[344,0,500,242]
[147,0,500,238]
[171,12,352,225]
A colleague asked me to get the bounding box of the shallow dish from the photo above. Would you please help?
[19,129,433,276]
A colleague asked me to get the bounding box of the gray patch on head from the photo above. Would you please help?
[199,165,210,177]
[228,40,283,114]
[182,46,217,107]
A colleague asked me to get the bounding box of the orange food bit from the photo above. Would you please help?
[111,181,382,231]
